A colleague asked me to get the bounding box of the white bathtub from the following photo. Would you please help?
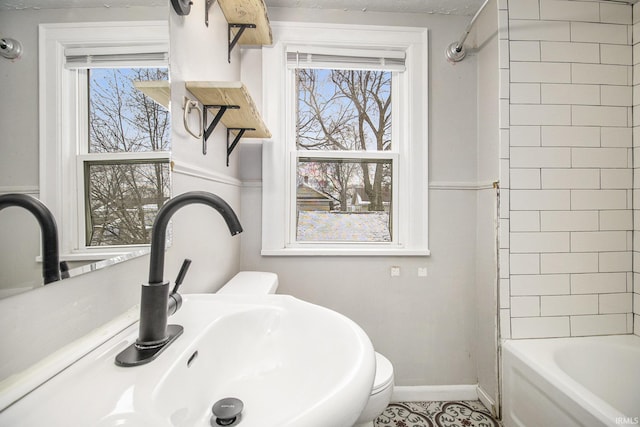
[502,335,640,427]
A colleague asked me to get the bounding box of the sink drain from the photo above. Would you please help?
[211,397,243,426]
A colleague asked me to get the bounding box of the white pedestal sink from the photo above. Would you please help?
[0,294,375,427]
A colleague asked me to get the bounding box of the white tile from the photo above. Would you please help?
[500,279,510,308]
[511,232,570,253]
[635,3,640,24]
[600,44,632,66]
[600,3,632,25]
[601,85,632,107]
[511,169,541,189]
[510,253,540,274]
[541,126,600,147]
[571,231,628,252]
[599,293,633,314]
[510,41,540,61]
[571,272,628,294]
[634,84,640,106]
[572,148,628,168]
[601,127,632,147]
[634,43,640,66]
[540,84,600,105]
[572,64,629,86]
[571,190,627,210]
[500,248,510,278]
[511,62,571,83]
[511,126,541,146]
[500,219,510,248]
[500,39,510,68]
[573,106,628,127]
[540,252,598,274]
[511,83,541,104]
[512,189,570,210]
[601,169,632,189]
[511,274,570,295]
[500,99,510,128]
[509,0,540,19]
[539,0,599,22]
[500,309,511,339]
[511,211,540,231]
[541,294,598,316]
[500,69,510,98]
[571,22,629,45]
[571,313,627,336]
[541,169,599,189]
[511,296,541,317]
[511,147,571,168]
[540,210,599,231]
[600,210,632,231]
[599,251,632,272]
[499,9,510,40]
[511,316,570,338]
[510,19,570,42]
[540,41,599,63]
[511,105,571,126]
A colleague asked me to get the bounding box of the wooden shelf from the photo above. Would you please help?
[133,80,170,109]
[185,81,270,138]
[218,0,272,46]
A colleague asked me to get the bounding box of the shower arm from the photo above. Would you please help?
[446,0,491,62]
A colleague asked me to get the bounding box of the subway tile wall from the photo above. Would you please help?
[634,3,640,337]
[499,0,636,339]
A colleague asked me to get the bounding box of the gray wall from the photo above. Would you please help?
[239,7,492,387]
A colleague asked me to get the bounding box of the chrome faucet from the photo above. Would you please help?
[0,193,61,285]
[115,191,243,367]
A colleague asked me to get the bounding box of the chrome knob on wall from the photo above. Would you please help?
[0,38,22,60]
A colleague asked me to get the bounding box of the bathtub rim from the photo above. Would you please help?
[502,334,640,427]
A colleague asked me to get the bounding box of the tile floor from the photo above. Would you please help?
[374,401,501,427]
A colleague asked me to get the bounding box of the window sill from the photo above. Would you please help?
[36,248,150,263]
[261,247,430,257]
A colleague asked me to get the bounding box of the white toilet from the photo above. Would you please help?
[353,351,395,427]
[218,271,395,427]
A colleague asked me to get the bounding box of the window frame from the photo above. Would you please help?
[261,22,429,256]
[39,21,169,261]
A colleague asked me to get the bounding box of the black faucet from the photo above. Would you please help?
[0,193,61,285]
[115,191,243,367]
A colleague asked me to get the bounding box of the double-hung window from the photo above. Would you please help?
[39,22,170,260]
[262,23,429,256]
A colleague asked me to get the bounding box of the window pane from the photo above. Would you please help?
[88,68,170,153]
[296,158,392,242]
[296,68,391,152]
[85,161,170,246]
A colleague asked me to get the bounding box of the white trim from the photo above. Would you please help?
[430,181,497,190]
[476,385,497,417]
[262,22,429,257]
[391,385,479,403]
[38,21,169,256]
[172,161,243,187]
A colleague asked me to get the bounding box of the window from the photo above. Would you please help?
[39,22,170,260]
[262,23,429,256]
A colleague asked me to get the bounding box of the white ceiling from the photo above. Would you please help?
[0,0,486,15]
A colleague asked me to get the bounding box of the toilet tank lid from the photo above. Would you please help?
[373,352,394,392]
[217,271,279,295]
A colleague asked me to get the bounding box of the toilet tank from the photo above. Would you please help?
[216,271,279,295]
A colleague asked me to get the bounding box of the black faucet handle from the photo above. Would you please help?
[172,258,192,295]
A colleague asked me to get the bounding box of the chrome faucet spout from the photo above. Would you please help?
[0,193,60,285]
[115,191,243,367]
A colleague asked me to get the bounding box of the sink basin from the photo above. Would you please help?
[0,294,375,427]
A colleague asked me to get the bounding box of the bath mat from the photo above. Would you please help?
[374,400,500,427]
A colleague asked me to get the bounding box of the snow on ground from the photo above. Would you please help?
[297,211,391,242]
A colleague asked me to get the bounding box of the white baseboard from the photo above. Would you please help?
[391,385,479,403]
[476,385,497,416]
